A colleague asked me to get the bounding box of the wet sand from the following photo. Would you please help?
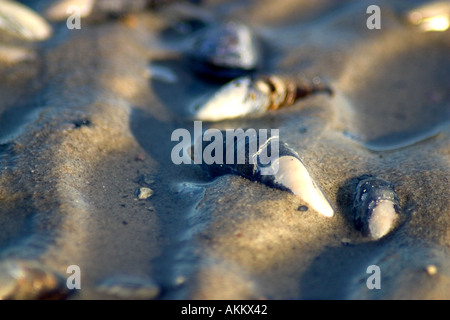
[0,0,449,299]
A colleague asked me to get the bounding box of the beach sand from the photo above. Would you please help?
[0,0,449,299]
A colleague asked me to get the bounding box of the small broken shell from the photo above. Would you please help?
[186,21,261,79]
[0,0,53,41]
[352,176,400,240]
[192,130,334,217]
[192,75,332,121]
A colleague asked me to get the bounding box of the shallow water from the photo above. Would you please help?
[337,29,450,151]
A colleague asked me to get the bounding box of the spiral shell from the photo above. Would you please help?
[192,130,334,217]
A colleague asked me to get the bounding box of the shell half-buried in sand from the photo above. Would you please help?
[191,129,334,217]
[192,75,332,121]
[352,175,400,240]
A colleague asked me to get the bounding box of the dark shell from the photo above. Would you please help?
[352,175,400,238]
[186,21,261,79]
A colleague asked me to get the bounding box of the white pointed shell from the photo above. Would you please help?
[352,176,400,240]
[192,76,271,121]
[267,155,334,217]
[0,0,53,41]
[367,200,398,239]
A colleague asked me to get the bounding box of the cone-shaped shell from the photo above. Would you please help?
[193,130,334,217]
[352,176,400,239]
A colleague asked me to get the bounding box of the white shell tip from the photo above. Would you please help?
[368,201,397,239]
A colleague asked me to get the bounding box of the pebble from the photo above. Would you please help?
[186,21,261,79]
[137,187,153,199]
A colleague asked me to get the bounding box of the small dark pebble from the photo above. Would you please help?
[298,205,309,212]
[122,220,128,225]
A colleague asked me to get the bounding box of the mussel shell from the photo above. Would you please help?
[186,21,261,79]
[352,175,400,238]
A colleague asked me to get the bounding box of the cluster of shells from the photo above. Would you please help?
[2,0,441,245]
[177,11,404,241]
